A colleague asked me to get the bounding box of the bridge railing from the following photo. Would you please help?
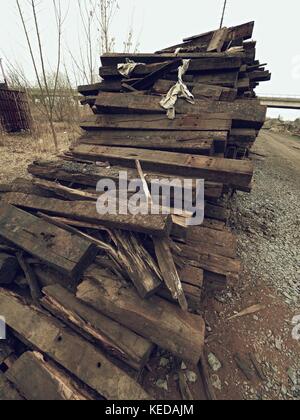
[258,93,300,99]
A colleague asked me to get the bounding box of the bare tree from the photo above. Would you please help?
[98,0,119,54]
[16,0,66,152]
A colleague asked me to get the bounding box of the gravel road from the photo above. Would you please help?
[204,130,300,400]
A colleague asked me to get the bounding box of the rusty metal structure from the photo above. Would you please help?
[0,83,32,133]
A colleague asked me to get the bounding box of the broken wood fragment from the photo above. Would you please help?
[1,193,172,237]
[0,203,97,281]
[153,237,188,311]
[6,352,94,400]
[0,289,151,400]
[16,252,42,303]
[77,267,205,364]
[41,284,154,371]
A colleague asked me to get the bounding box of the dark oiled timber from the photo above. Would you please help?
[1,193,172,237]
[80,114,232,132]
[79,129,227,143]
[77,267,205,364]
[100,51,245,66]
[94,93,266,129]
[70,145,254,190]
[229,128,257,145]
[0,289,150,400]
[185,226,237,259]
[6,352,94,400]
[192,71,239,88]
[100,61,172,79]
[41,284,154,371]
[152,79,237,101]
[78,83,104,96]
[28,160,224,200]
[0,203,97,281]
[157,21,254,54]
[131,59,182,90]
[79,131,215,155]
[100,56,242,79]
[183,21,254,43]
[178,244,241,278]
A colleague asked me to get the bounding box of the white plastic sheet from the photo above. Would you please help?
[117,59,146,78]
[160,59,195,119]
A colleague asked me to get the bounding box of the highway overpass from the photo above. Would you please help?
[259,95,300,110]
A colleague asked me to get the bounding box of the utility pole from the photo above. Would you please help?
[220,0,228,29]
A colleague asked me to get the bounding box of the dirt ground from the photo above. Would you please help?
[203,130,300,400]
[0,122,81,183]
[0,127,299,401]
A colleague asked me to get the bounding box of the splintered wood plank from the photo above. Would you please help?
[157,265,203,311]
[0,289,151,400]
[108,230,162,298]
[6,352,94,400]
[100,61,171,79]
[100,56,241,78]
[183,21,254,43]
[158,21,254,54]
[1,194,172,237]
[77,267,205,364]
[0,203,97,281]
[70,145,254,190]
[207,28,229,52]
[153,238,188,311]
[41,284,154,371]
[80,114,232,132]
[28,160,224,200]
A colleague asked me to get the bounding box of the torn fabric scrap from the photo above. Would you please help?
[117,59,146,78]
[160,59,195,120]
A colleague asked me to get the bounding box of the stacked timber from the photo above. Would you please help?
[0,21,270,401]
[78,21,270,158]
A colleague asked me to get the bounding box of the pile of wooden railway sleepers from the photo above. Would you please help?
[0,21,270,400]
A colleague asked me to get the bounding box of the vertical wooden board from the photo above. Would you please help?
[153,237,188,311]
[207,28,229,52]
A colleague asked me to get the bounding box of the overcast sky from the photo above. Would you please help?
[0,0,299,119]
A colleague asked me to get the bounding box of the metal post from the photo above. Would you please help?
[220,0,228,29]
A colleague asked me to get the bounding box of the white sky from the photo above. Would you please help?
[1,0,300,119]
